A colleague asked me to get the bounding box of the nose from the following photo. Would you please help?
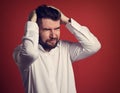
[50,29,56,38]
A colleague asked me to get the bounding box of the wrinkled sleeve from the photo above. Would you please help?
[66,18,101,62]
[13,21,39,68]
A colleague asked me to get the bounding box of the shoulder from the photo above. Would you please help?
[60,40,82,50]
[59,40,73,48]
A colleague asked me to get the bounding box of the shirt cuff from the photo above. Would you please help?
[65,18,82,34]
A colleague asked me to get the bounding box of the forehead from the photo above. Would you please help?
[40,18,60,28]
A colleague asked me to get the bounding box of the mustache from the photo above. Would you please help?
[47,38,58,42]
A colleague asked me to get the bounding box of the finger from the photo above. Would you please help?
[28,10,37,22]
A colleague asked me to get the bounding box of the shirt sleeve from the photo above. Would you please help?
[66,18,101,62]
[13,21,39,68]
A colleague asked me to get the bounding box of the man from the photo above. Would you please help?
[13,5,101,93]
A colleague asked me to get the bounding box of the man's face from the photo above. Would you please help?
[38,18,60,51]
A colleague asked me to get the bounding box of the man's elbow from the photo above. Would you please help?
[20,48,39,61]
[95,42,101,52]
[85,41,101,55]
[90,41,101,54]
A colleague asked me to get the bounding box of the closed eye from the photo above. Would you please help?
[42,28,51,31]
[42,26,60,31]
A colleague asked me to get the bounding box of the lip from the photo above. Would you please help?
[49,39,56,43]
[47,39,56,45]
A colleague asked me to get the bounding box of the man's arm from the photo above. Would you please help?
[66,19,101,61]
[13,11,39,68]
[54,7,101,62]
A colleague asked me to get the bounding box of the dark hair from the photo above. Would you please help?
[36,5,61,24]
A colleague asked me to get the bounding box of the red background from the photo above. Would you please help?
[0,0,120,93]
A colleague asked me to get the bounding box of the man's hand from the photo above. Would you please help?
[60,11,70,24]
[48,6,70,24]
[28,10,37,22]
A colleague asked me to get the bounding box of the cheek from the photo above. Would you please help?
[40,32,50,41]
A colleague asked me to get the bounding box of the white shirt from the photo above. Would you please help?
[13,18,101,93]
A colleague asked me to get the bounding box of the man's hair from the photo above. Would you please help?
[36,5,61,24]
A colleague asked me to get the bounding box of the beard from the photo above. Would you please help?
[39,36,59,51]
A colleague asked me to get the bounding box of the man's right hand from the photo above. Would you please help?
[28,10,37,22]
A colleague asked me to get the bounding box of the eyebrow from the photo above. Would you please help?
[54,26,60,30]
[42,26,60,30]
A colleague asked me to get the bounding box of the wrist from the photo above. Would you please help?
[62,17,71,24]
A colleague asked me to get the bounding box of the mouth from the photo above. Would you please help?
[48,39,57,45]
